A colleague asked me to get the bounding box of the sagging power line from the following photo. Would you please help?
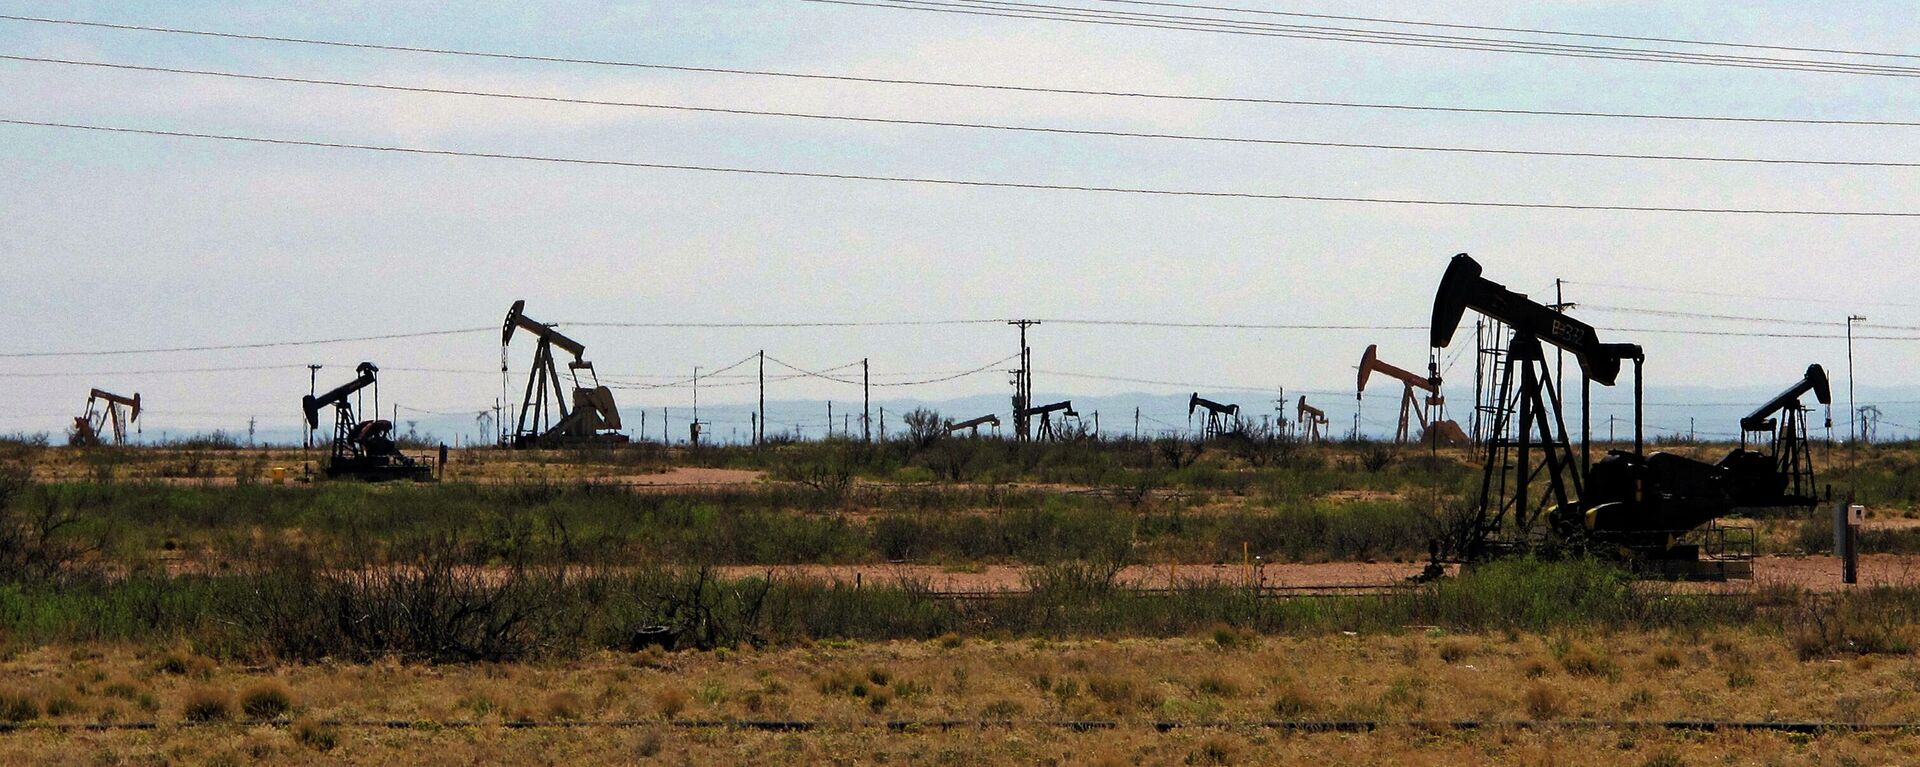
[8,54,1916,169]
[1,14,1912,126]
[5,119,1915,218]
[817,0,1920,78]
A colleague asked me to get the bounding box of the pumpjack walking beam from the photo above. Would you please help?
[945,414,1000,437]
[501,300,627,448]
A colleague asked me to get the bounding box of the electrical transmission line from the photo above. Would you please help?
[1080,0,1920,60]
[6,55,1914,169]
[1,14,1911,126]
[814,0,1920,78]
[5,119,1915,218]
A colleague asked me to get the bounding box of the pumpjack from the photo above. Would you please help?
[70,389,140,446]
[945,414,1000,437]
[1018,401,1077,441]
[501,300,628,449]
[1719,364,1831,508]
[1296,396,1327,442]
[1189,393,1240,439]
[1356,345,1466,445]
[1428,253,1754,578]
[303,362,433,482]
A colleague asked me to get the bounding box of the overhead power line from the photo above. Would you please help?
[0,363,313,378]
[1563,279,1920,309]
[563,319,1007,328]
[0,326,490,359]
[6,54,1914,169]
[7,118,1915,218]
[1083,0,1920,60]
[820,0,1920,78]
[0,14,1909,127]
[1041,369,1346,395]
[1586,304,1920,332]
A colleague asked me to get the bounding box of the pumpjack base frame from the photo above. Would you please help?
[508,433,631,450]
[323,456,435,483]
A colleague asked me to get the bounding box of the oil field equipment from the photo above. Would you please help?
[501,300,628,449]
[945,413,1000,437]
[1189,393,1240,439]
[1429,253,1753,578]
[70,389,139,446]
[1719,364,1831,508]
[1019,400,1077,441]
[302,362,433,482]
[1356,344,1467,445]
[1296,396,1327,442]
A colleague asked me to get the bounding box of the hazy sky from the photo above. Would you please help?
[1,0,1916,439]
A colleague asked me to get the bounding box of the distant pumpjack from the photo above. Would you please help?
[1018,400,1078,441]
[501,300,628,449]
[303,362,433,482]
[1356,345,1466,446]
[945,413,1001,437]
[70,389,139,446]
[1719,364,1832,507]
[1296,396,1327,442]
[1188,393,1240,439]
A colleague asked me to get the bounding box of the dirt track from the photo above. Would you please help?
[717,554,1920,594]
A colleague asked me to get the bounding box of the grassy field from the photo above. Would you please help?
[3,435,1919,763]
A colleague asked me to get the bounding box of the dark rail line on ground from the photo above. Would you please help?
[0,717,1908,735]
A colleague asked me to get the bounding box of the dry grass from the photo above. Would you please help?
[181,686,231,722]
[0,628,1905,764]
[238,679,293,720]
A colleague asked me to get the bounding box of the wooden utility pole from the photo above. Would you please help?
[306,364,322,449]
[758,350,765,446]
[1009,320,1039,441]
[863,358,871,443]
